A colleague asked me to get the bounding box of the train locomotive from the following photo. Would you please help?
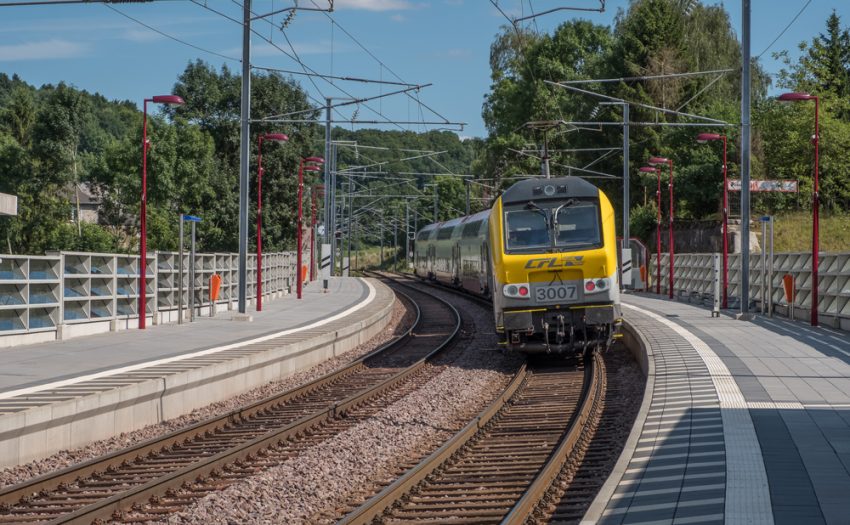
[414,176,621,355]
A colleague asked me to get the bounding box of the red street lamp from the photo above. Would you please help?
[640,166,663,295]
[256,133,289,312]
[139,94,185,329]
[648,156,674,299]
[697,132,730,309]
[297,157,324,299]
[778,91,820,326]
[310,184,325,282]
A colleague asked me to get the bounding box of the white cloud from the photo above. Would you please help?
[123,29,163,43]
[446,48,471,58]
[0,39,89,61]
[333,0,417,11]
[224,40,345,58]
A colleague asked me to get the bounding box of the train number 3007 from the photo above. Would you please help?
[534,285,577,302]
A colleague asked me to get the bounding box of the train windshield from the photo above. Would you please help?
[554,201,601,249]
[505,209,551,250]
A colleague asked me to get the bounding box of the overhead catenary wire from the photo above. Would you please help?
[756,0,812,59]
[103,4,240,63]
[306,0,453,126]
[194,0,404,128]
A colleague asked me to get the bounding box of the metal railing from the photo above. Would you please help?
[651,251,850,326]
[0,250,299,337]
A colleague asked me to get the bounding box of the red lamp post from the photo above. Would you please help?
[139,94,185,329]
[696,133,729,309]
[310,184,325,282]
[640,166,662,295]
[778,92,820,326]
[297,157,324,299]
[649,156,675,299]
[256,133,289,312]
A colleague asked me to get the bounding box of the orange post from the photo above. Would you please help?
[210,274,222,303]
[782,274,794,303]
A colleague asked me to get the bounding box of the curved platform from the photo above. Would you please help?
[0,277,395,468]
[585,293,850,525]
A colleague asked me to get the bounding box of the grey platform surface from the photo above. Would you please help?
[599,294,850,525]
[0,277,369,396]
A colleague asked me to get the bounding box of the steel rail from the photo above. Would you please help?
[0,285,462,524]
[502,351,606,524]
[370,272,609,524]
[338,364,529,525]
[340,353,600,524]
[0,292,421,511]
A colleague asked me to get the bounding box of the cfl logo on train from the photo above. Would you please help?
[524,256,585,269]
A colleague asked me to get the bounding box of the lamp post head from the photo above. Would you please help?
[648,156,670,166]
[262,133,289,143]
[304,165,322,172]
[639,166,658,173]
[778,92,816,102]
[150,95,185,106]
[696,133,723,144]
[304,156,325,164]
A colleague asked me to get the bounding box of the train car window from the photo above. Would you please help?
[462,221,482,238]
[437,227,455,240]
[417,230,434,241]
[554,202,601,248]
[505,210,550,250]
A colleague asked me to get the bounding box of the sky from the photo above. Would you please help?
[0,0,847,138]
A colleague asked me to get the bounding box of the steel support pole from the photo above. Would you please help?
[237,0,251,314]
[761,219,767,314]
[433,186,438,223]
[465,179,470,216]
[812,97,820,326]
[323,98,331,244]
[190,221,196,322]
[347,180,352,276]
[393,219,398,269]
[297,162,304,299]
[622,104,630,293]
[405,200,410,268]
[722,136,729,309]
[769,216,774,317]
[656,171,661,295]
[329,144,337,275]
[178,215,184,324]
[740,0,752,317]
[668,160,675,300]
[256,138,264,312]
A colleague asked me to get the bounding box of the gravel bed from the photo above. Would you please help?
[0,295,413,489]
[164,285,523,525]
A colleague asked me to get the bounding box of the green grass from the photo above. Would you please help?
[757,212,850,252]
[344,246,409,272]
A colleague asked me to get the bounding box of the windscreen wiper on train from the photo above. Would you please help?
[552,199,579,231]
[525,201,550,227]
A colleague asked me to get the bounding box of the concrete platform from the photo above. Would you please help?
[585,293,850,525]
[0,277,395,468]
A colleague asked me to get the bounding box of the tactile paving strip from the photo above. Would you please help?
[607,304,774,525]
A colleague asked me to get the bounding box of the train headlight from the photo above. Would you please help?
[503,283,530,299]
[584,277,610,295]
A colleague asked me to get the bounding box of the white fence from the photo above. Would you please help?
[0,250,298,345]
[651,252,850,329]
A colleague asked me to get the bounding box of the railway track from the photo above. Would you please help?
[0,282,461,524]
[339,346,605,524]
[336,272,641,525]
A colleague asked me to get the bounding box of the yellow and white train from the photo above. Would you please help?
[414,176,621,355]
